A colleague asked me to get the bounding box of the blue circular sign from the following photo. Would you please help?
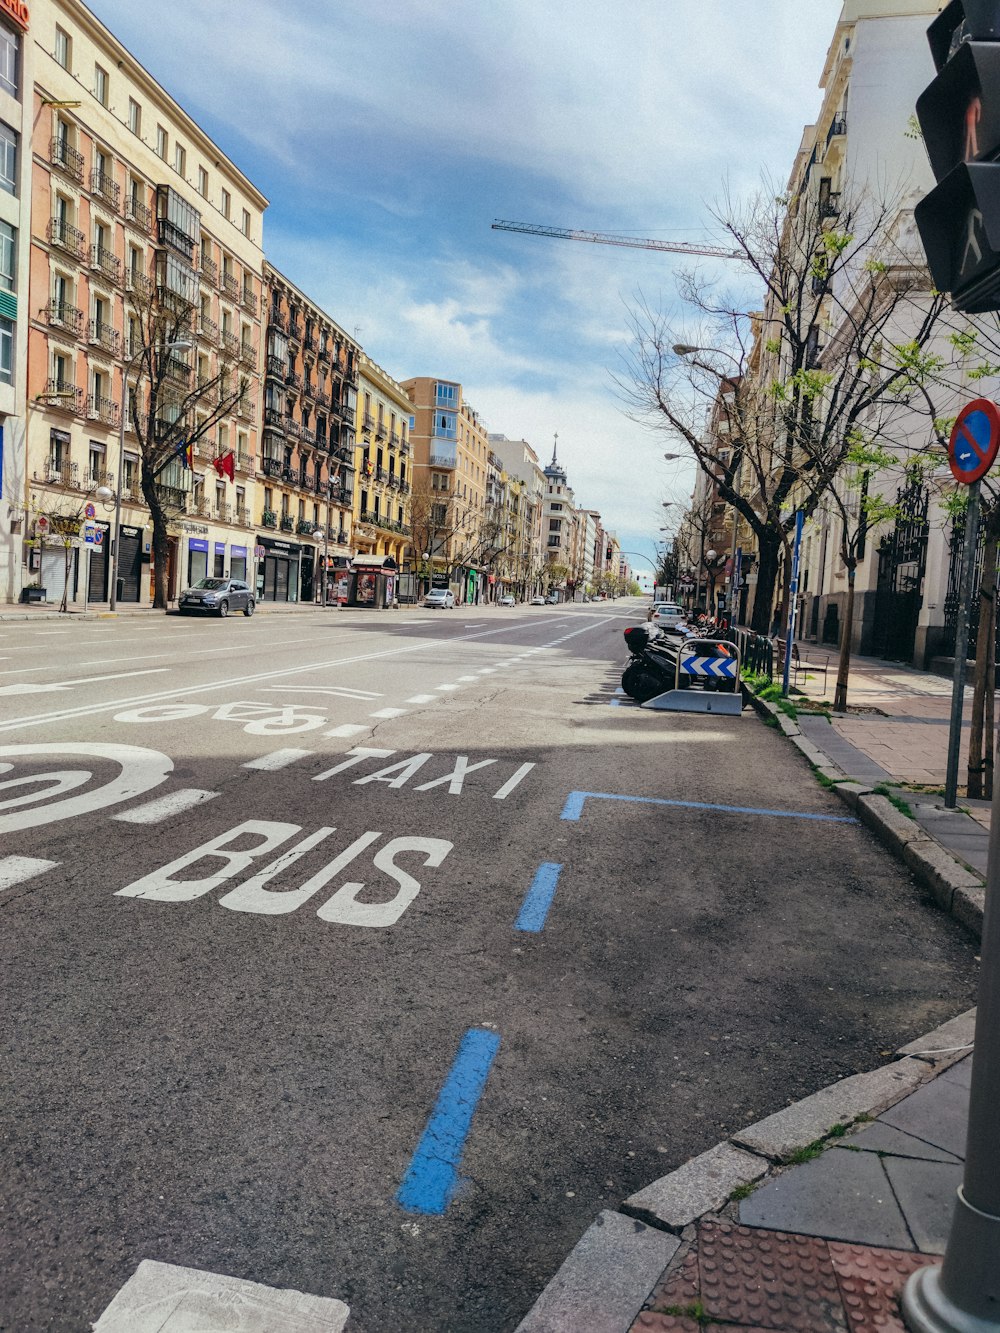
[950,399,1000,485]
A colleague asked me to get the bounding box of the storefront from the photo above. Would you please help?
[187,537,209,585]
[257,534,303,602]
[230,545,248,581]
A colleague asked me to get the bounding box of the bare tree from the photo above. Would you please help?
[624,182,951,633]
[126,276,248,609]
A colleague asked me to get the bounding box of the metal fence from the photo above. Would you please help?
[735,629,774,680]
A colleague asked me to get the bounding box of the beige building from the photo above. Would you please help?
[25,0,266,604]
[489,433,545,597]
[355,353,411,568]
[402,375,489,602]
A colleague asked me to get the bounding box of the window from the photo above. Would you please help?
[197,166,208,197]
[0,23,19,96]
[434,410,456,439]
[94,64,108,106]
[0,220,14,291]
[174,143,186,176]
[156,125,167,159]
[435,382,457,406]
[241,208,250,237]
[54,26,70,70]
[0,120,16,194]
[0,316,11,385]
[127,98,141,135]
[220,187,230,219]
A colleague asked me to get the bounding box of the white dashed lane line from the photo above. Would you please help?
[0,856,59,891]
[369,707,408,719]
[243,748,315,771]
[405,694,438,704]
[436,684,460,691]
[113,788,220,824]
[325,723,369,738]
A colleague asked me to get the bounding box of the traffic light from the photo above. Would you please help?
[915,1,1000,312]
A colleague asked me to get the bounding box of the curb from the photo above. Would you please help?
[515,1007,976,1332]
[744,682,985,942]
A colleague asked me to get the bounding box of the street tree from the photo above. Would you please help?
[624,182,950,633]
[126,276,248,609]
[26,492,90,612]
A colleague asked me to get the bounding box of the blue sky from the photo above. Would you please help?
[91,0,845,573]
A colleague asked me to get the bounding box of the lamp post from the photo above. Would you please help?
[97,336,192,611]
[312,525,328,606]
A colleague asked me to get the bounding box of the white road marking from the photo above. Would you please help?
[263,685,382,699]
[0,668,169,696]
[456,675,479,682]
[477,668,497,674]
[369,707,408,719]
[0,743,172,834]
[114,788,220,823]
[92,1258,349,1332]
[244,748,314,771]
[324,723,370,738]
[493,762,536,800]
[405,694,438,704]
[436,683,460,691]
[0,855,58,891]
[0,617,614,735]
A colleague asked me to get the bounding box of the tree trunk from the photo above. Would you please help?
[141,467,173,610]
[967,532,997,799]
[833,565,856,713]
[59,542,72,613]
[751,532,781,633]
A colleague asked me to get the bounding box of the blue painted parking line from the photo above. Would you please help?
[396,1027,502,1215]
[514,862,564,932]
[560,790,858,824]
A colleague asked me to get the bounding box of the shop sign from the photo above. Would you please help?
[0,0,29,30]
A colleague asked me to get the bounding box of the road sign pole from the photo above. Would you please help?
[781,511,804,697]
[945,481,982,810]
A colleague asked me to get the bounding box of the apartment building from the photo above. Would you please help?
[0,0,30,601]
[25,0,266,603]
[260,264,358,602]
[541,438,580,599]
[355,353,411,568]
[489,433,545,597]
[402,376,489,603]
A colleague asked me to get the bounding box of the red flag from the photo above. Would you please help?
[212,451,235,481]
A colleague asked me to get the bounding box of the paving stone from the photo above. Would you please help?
[695,1221,847,1331]
[625,1142,769,1229]
[881,1156,963,1254]
[646,1242,700,1313]
[517,1210,679,1333]
[938,1055,973,1089]
[732,1058,931,1161]
[91,1260,350,1332]
[738,1148,913,1251]
[898,1010,976,1066]
[840,1121,961,1163]
[631,1313,701,1332]
[879,1073,970,1159]
[828,1243,936,1333]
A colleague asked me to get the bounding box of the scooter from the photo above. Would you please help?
[621,623,686,702]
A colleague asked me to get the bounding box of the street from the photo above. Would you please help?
[0,600,979,1332]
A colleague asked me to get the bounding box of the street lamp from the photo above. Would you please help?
[312,526,328,607]
[96,336,193,611]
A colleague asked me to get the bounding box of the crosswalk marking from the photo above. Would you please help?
[406,694,438,704]
[325,723,369,738]
[436,683,460,691]
[369,707,408,719]
[114,789,219,824]
[243,748,314,771]
[0,855,58,891]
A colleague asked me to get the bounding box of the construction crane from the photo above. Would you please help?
[491,218,742,261]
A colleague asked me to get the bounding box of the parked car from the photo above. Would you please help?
[423,588,456,609]
[498,594,516,607]
[649,602,685,630]
[530,595,546,606]
[546,593,560,604]
[178,577,255,617]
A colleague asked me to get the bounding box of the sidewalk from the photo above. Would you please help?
[518,648,989,1333]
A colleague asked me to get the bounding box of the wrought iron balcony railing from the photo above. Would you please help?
[45,300,83,334]
[87,319,121,355]
[90,244,122,284]
[47,216,86,261]
[90,169,121,211]
[50,137,84,182]
[87,394,121,427]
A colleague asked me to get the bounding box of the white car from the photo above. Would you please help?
[423,588,456,609]
[498,594,516,607]
[530,595,546,606]
[650,602,685,629]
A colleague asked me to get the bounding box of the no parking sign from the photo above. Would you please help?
[949,398,1000,485]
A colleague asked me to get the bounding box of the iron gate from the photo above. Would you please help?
[870,479,929,662]
[942,516,1000,659]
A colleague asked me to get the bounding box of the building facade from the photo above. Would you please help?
[25,0,266,605]
[489,433,545,598]
[354,353,411,569]
[260,264,358,602]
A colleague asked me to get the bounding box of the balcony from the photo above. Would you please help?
[125,195,153,232]
[87,319,121,355]
[90,169,121,212]
[269,307,288,333]
[50,136,84,183]
[288,318,304,342]
[281,466,297,484]
[285,368,302,391]
[316,389,332,410]
[375,421,387,440]
[430,447,457,468]
[296,517,315,535]
[820,191,842,220]
[47,216,86,262]
[362,412,375,433]
[261,510,278,528]
[87,394,121,427]
[302,377,317,400]
[35,460,79,486]
[826,116,847,148]
[45,300,83,335]
[198,313,219,342]
[216,502,233,523]
[264,406,286,429]
[235,452,252,474]
[222,272,240,301]
[375,465,388,483]
[200,251,218,284]
[280,515,295,532]
[157,217,196,262]
[44,378,83,413]
[261,457,283,478]
[159,351,191,383]
[237,396,255,424]
[239,341,257,368]
[91,244,122,285]
[241,287,258,316]
[283,416,302,439]
[221,329,241,358]
[235,505,251,525]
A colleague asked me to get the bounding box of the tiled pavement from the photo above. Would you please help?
[628,1057,973,1333]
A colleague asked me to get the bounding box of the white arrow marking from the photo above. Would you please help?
[0,669,168,696]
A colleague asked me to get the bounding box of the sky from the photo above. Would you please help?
[90,0,845,576]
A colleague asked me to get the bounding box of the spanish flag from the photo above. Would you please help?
[175,439,193,469]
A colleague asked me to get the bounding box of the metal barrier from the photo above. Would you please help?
[736,630,775,681]
[641,635,743,716]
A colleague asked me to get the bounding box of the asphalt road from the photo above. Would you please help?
[0,599,979,1331]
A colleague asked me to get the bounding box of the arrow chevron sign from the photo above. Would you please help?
[680,653,737,680]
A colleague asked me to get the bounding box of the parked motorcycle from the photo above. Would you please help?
[621,623,686,702]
